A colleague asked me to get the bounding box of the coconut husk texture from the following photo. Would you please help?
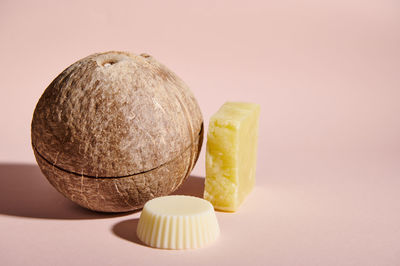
[31,51,203,212]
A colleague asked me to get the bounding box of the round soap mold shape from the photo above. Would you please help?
[137,195,220,249]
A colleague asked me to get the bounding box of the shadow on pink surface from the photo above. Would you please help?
[0,163,205,220]
[112,218,144,246]
[173,175,205,198]
[112,175,205,245]
[0,163,130,219]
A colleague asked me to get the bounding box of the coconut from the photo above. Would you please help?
[31,51,203,212]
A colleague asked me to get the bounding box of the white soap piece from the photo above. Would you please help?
[137,195,220,249]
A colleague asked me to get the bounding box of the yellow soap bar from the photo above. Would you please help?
[136,195,220,249]
[204,102,260,212]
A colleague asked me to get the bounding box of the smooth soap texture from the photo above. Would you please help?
[204,102,260,212]
[136,195,220,249]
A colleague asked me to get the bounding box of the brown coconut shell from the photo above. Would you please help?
[31,51,203,212]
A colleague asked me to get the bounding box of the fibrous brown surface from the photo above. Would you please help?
[31,51,203,212]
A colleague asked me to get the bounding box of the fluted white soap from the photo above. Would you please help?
[136,195,220,249]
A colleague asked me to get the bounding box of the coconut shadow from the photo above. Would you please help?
[0,163,131,219]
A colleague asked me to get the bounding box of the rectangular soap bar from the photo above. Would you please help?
[204,102,260,212]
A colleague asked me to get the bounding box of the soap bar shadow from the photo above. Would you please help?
[173,175,205,198]
[0,163,130,219]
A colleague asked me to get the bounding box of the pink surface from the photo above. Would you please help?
[0,0,399,265]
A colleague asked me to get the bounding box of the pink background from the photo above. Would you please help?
[1,0,399,265]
